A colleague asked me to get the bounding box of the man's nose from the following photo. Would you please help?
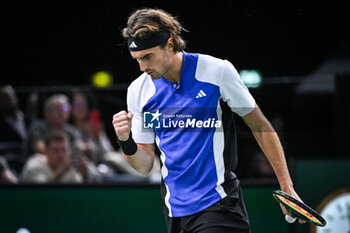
[138,60,147,72]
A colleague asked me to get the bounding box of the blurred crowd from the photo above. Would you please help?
[0,85,161,184]
[0,84,278,185]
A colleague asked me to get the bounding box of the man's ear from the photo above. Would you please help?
[166,37,174,50]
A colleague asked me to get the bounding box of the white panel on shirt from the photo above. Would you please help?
[195,54,255,117]
[127,73,156,144]
[195,54,256,198]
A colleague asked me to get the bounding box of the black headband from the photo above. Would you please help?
[127,31,170,51]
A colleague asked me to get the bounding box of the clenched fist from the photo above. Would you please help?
[112,111,133,141]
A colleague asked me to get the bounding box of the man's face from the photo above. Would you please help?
[45,101,70,128]
[130,41,173,79]
[46,140,70,170]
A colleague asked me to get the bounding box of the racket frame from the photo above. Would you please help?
[272,190,327,227]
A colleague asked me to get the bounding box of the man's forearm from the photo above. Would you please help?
[123,143,155,175]
[242,106,294,190]
[252,128,293,190]
[243,105,304,217]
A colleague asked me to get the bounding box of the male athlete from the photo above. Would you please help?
[113,8,303,233]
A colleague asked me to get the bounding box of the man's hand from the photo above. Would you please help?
[50,158,71,182]
[112,111,133,141]
[281,187,306,224]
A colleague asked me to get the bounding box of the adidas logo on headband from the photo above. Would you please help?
[127,31,170,51]
[129,41,137,48]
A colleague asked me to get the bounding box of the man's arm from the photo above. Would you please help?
[242,104,304,218]
[112,111,154,175]
[123,143,155,175]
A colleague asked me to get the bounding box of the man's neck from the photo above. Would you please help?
[163,52,183,83]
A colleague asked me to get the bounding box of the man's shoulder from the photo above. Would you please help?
[182,51,226,66]
[127,73,156,109]
[27,120,48,138]
[128,72,151,91]
[195,53,230,84]
[63,123,82,140]
[197,53,228,68]
[20,153,51,182]
[23,153,48,170]
[127,73,156,100]
[29,120,47,130]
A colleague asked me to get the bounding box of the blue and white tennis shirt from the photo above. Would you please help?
[127,51,255,217]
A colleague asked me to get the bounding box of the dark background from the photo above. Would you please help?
[1,1,350,168]
[1,5,349,233]
[2,1,349,86]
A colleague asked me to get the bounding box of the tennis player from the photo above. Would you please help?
[113,8,303,233]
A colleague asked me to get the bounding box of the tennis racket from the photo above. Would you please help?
[272,190,327,227]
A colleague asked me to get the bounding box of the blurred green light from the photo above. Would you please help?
[239,69,262,88]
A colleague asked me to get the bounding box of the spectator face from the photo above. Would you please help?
[45,101,70,128]
[46,140,70,170]
[0,86,18,115]
[88,110,102,137]
[72,94,88,122]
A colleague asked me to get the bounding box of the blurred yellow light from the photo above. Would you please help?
[92,71,113,88]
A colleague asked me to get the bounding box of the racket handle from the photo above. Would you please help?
[285,215,296,223]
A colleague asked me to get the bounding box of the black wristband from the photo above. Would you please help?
[118,132,138,156]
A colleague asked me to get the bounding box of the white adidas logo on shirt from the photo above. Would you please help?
[129,41,137,48]
[196,90,207,98]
